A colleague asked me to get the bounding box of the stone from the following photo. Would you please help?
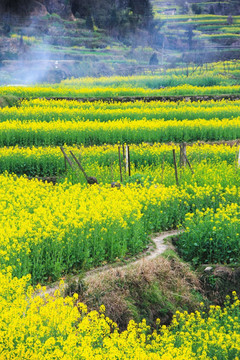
[204,266,213,272]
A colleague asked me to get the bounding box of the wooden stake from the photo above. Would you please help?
[184,153,194,174]
[127,145,131,177]
[237,148,240,168]
[69,150,88,181]
[161,153,165,184]
[122,144,125,160]
[64,156,67,171]
[118,146,123,183]
[125,145,129,173]
[173,149,179,186]
[111,161,114,182]
[60,146,74,169]
[180,143,187,167]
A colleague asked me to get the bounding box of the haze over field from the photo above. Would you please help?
[0,0,239,84]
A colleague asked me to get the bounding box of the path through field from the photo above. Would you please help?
[44,229,183,296]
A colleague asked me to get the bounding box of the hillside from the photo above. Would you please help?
[0,0,239,84]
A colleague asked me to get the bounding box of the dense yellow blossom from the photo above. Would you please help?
[178,203,240,264]
[0,142,238,178]
[0,269,240,359]
[1,84,240,99]
[1,72,240,358]
[0,117,240,146]
[0,171,239,283]
[1,98,240,122]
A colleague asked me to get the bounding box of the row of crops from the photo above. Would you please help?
[1,90,240,279]
[1,117,240,145]
[3,98,240,121]
[1,99,240,145]
[1,60,240,100]
[0,143,239,179]
[1,69,240,358]
[2,84,240,98]
[154,11,240,51]
[158,60,240,78]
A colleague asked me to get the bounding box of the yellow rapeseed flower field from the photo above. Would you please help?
[1,80,240,358]
[0,269,240,359]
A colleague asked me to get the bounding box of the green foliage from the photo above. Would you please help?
[125,173,154,186]
[192,4,202,15]
[0,96,19,108]
[0,116,240,146]
[177,203,240,265]
[71,0,153,33]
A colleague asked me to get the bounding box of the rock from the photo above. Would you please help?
[204,266,213,272]
[87,176,98,185]
[111,182,121,189]
[213,266,232,280]
[31,1,48,16]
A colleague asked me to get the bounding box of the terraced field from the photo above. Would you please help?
[1,96,240,146]
[1,64,240,358]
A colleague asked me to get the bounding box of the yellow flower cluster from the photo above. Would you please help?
[0,171,239,283]
[0,142,238,182]
[1,84,240,99]
[0,269,240,359]
[178,203,240,264]
[0,116,240,146]
[1,98,240,122]
[0,173,151,282]
[11,34,39,44]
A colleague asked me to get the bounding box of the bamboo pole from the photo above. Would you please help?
[128,145,131,177]
[60,146,74,169]
[118,146,123,182]
[180,143,187,167]
[125,145,129,173]
[183,153,194,174]
[69,151,88,181]
[173,149,179,186]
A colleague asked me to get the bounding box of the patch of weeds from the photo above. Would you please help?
[64,272,87,297]
[0,95,19,108]
[77,256,204,330]
[124,173,154,186]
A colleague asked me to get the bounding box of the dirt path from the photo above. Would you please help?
[42,95,240,102]
[43,229,183,297]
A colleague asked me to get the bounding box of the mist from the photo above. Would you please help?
[0,0,239,85]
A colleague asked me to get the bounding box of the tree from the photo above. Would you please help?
[1,0,33,14]
[86,15,93,30]
[209,5,215,15]
[192,4,201,15]
[149,53,159,65]
[128,0,153,27]
[186,26,194,51]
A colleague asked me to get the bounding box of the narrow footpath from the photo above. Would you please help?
[44,229,183,297]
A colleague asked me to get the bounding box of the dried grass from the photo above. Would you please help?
[76,255,203,330]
